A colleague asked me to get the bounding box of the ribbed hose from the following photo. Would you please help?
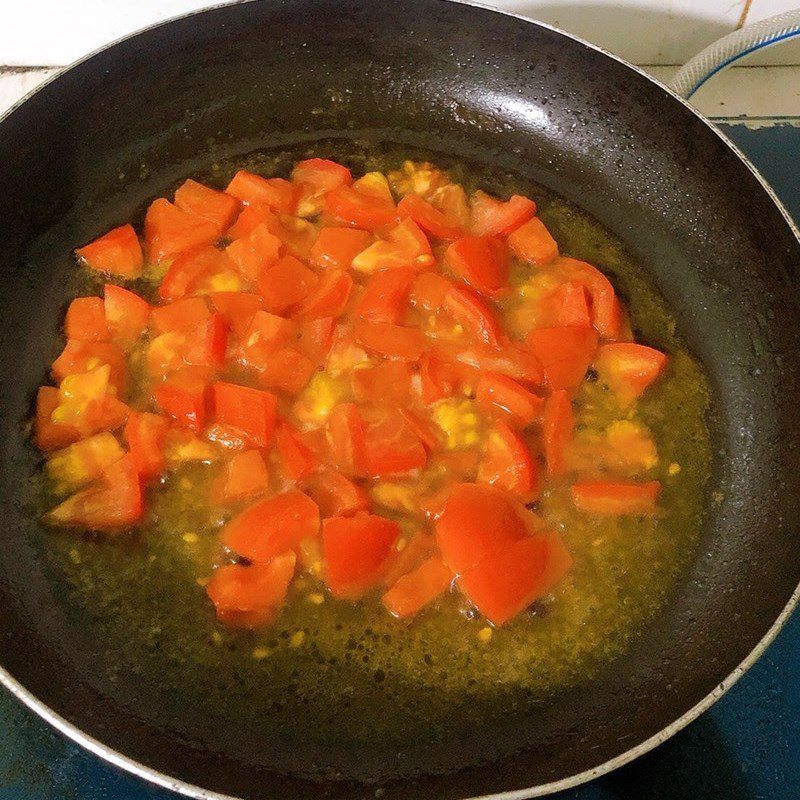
[669,10,800,99]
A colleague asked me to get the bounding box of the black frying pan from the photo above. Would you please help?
[1,1,799,797]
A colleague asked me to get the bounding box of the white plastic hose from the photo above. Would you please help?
[669,10,800,99]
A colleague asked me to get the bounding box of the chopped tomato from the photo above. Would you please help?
[52,340,127,395]
[257,254,318,314]
[442,285,502,348]
[454,338,543,385]
[211,382,277,447]
[293,269,352,319]
[213,449,270,504]
[409,271,453,312]
[264,213,318,260]
[45,432,124,492]
[542,390,573,477]
[594,343,668,404]
[276,424,318,482]
[435,483,527,574]
[144,198,219,262]
[307,469,369,518]
[35,386,81,451]
[207,291,263,337]
[75,224,143,279]
[419,351,460,404]
[571,480,661,515]
[326,403,367,477]
[45,454,143,531]
[507,217,559,265]
[431,183,470,231]
[292,158,352,216]
[222,490,320,563]
[150,297,210,335]
[476,372,543,428]
[164,427,218,464]
[399,409,441,452]
[259,348,316,395]
[352,360,413,404]
[526,326,599,391]
[477,421,540,499]
[382,532,437,586]
[363,410,427,477]
[227,203,272,240]
[397,193,462,240]
[557,257,621,339]
[49,365,129,436]
[445,236,510,297]
[354,320,425,360]
[158,247,233,302]
[297,317,335,365]
[174,179,239,236]
[537,281,591,328]
[309,227,371,270]
[383,557,453,618]
[124,411,169,480]
[351,218,434,273]
[184,313,228,370]
[225,171,297,214]
[356,267,414,324]
[65,297,108,342]
[389,218,434,263]
[322,513,399,598]
[154,369,209,431]
[470,191,536,237]
[235,309,298,371]
[104,284,150,347]
[225,223,282,283]
[326,176,397,231]
[206,551,296,628]
[458,531,572,625]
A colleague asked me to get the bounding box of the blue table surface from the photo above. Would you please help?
[2,122,799,800]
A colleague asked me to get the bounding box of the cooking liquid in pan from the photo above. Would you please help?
[28,142,710,752]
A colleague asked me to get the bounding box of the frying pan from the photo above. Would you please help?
[1,1,799,797]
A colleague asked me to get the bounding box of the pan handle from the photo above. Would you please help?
[668,9,800,98]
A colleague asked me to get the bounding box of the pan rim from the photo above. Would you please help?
[1,1,798,798]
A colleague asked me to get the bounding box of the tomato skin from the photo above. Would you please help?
[397,194,463,240]
[235,309,298,371]
[225,171,297,214]
[104,284,150,347]
[526,326,599,391]
[382,532,437,587]
[382,556,453,618]
[507,217,559,265]
[435,483,528,574]
[309,227,372,270]
[144,198,219,263]
[154,369,209,432]
[398,409,441,452]
[206,551,296,628]
[150,297,210,335]
[594,343,668,404]
[174,179,239,236]
[276,424,318,482]
[354,320,426,361]
[326,403,367,478]
[454,338,543,386]
[211,381,277,447]
[65,297,108,342]
[536,281,591,328]
[222,490,320,563]
[419,351,460,404]
[409,271,453,313]
[293,269,353,319]
[184,313,228,369]
[225,222,282,284]
[458,531,572,625]
[75,224,143,279]
[207,291,263,338]
[257,254,319,314]
[352,360,413,404]
[571,480,661,515]
[542,389,573,477]
[442,285,502,348]
[445,236,510,297]
[297,317,335,365]
[45,454,143,531]
[476,372,543,428]
[556,257,621,339]
[213,449,270,504]
[52,340,128,395]
[292,159,352,216]
[470,191,536,237]
[258,347,316,395]
[363,410,427,478]
[322,513,400,598]
[477,421,540,499]
[124,411,169,480]
[307,469,370,518]
[356,267,414,324]
[326,183,397,231]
